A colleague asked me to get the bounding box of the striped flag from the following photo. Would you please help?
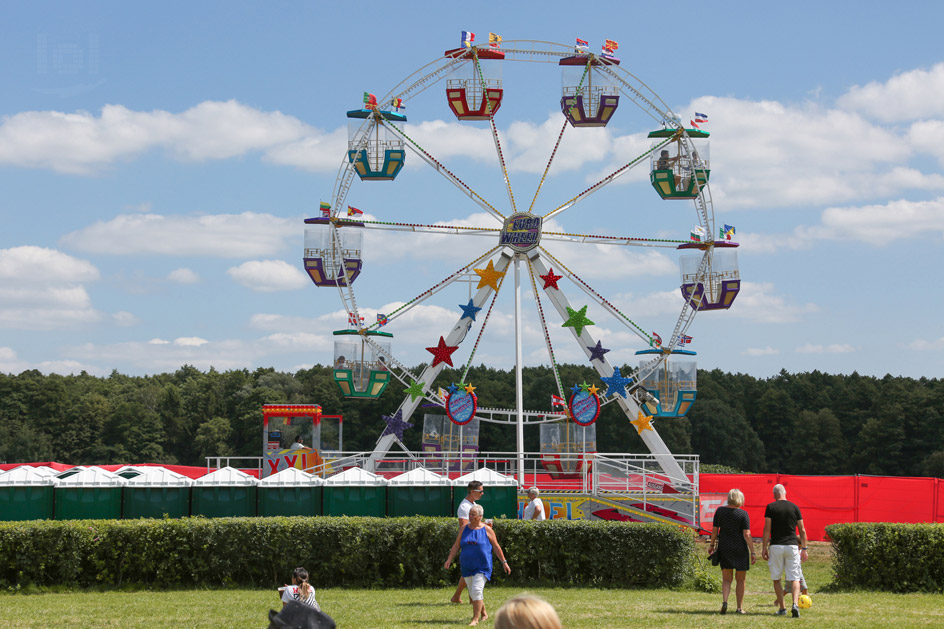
[691,225,706,242]
[461,31,475,48]
[390,97,405,111]
[319,202,331,217]
[347,205,363,217]
[551,394,567,407]
[651,332,663,348]
[348,312,364,326]
[694,112,709,123]
[576,38,589,49]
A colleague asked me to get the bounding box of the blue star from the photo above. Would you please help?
[381,409,413,441]
[601,368,634,399]
[587,341,610,362]
[458,299,482,321]
[570,383,582,395]
[447,383,460,394]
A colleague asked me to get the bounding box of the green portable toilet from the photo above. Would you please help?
[0,465,58,521]
[55,466,87,480]
[55,467,125,520]
[114,465,147,480]
[191,467,258,518]
[323,467,387,517]
[258,467,323,517]
[453,468,519,520]
[387,468,452,517]
[122,467,192,519]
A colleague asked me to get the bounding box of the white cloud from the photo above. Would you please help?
[173,337,208,347]
[112,311,138,327]
[0,246,99,283]
[227,259,309,292]
[742,346,780,357]
[728,281,819,324]
[167,268,201,284]
[60,212,297,258]
[795,343,855,354]
[148,338,170,345]
[906,336,944,351]
[838,62,944,123]
[0,100,315,174]
[263,127,350,172]
[801,197,944,245]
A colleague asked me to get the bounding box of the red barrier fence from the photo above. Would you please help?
[701,474,944,541]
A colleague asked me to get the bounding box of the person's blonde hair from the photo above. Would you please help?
[494,594,562,629]
[469,504,484,518]
[727,488,745,507]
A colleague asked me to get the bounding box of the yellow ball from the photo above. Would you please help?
[798,594,812,609]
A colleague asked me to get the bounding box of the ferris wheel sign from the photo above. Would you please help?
[499,212,542,253]
[568,389,601,426]
[446,387,478,425]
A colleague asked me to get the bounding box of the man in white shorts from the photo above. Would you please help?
[762,484,808,618]
[450,480,484,604]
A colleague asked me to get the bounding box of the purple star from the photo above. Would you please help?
[381,409,413,441]
[587,341,610,362]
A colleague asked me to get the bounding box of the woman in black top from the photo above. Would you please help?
[708,488,756,614]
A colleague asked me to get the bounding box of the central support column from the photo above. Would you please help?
[514,254,525,487]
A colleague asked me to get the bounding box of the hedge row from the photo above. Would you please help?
[826,523,944,592]
[0,517,693,589]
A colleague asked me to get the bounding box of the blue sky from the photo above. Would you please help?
[1,1,943,380]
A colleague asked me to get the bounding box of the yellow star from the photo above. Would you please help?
[587,384,600,396]
[464,382,476,394]
[473,260,506,291]
[631,410,654,434]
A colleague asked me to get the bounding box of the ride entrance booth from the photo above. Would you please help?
[648,128,711,199]
[263,404,328,478]
[421,413,480,472]
[635,349,697,417]
[333,329,393,399]
[677,243,740,311]
[559,54,620,127]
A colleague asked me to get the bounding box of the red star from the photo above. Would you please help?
[540,267,563,290]
[426,336,459,367]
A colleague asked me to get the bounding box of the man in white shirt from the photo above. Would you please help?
[450,480,484,604]
[289,436,307,450]
[523,487,546,520]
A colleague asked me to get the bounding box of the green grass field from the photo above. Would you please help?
[2,543,942,628]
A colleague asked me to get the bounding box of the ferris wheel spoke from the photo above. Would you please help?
[470,53,519,215]
[352,218,501,238]
[540,230,684,249]
[541,136,674,222]
[383,119,505,222]
[524,255,568,401]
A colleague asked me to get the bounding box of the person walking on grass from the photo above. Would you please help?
[444,504,511,626]
[708,488,756,615]
[762,483,808,618]
[450,480,485,604]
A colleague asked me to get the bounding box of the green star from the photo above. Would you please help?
[405,379,425,401]
[579,381,591,392]
[562,305,594,337]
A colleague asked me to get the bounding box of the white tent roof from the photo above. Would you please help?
[453,467,518,487]
[56,466,126,487]
[324,467,388,486]
[123,466,193,487]
[388,467,451,486]
[0,465,59,486]
[259,467,323,486]
[193,466,258,487]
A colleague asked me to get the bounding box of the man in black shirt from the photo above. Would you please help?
[762,483,808,617]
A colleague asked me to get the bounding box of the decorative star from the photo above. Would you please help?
[631,410,655,434]
[587,341,610,362]
[562,305,594,337]
[381,409,413,441]
[458,299,482,321]
[601,367,633,398]
[426,336,459,367]
[579,381,591,392]
[570,383,582,395]
[447,383,460,395]
[464,382,476,394]
[473,260,505,291]
[587,384,600,396]
[405,380,425,401]
[540,267,563,290]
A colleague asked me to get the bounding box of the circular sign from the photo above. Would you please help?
[568,390,600,426]
[446,390,477,425]
[499,212,542,253]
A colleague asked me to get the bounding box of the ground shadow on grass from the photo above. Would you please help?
[654,608,729,617]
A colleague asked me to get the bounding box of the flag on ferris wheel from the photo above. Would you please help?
[390,97,405,111]
[604,39,619,50]
[461,31,475,48]
[362,92,377,108]
[319,202,331,217]
[551,394,567,407]
[651,332,663,348]
[347,205,363,216]
[690,225,706,242]
[677,334,693,346]
[694,112,709,123]
[690,119,701,129]
[488,32,502,47]
[348,312,364,326]
[576,38,589,49]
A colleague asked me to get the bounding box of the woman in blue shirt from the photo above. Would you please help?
[444,504,511,626]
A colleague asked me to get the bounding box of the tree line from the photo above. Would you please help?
[1,365,942,478]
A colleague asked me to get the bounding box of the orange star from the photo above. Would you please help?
[631,410,654,434]
[474,259,505,291]
[464,382,476,394]
[587,384,600,396]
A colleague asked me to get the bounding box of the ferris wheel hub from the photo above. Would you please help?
[499,212,543,253]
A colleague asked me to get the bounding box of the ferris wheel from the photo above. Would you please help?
[303,37,740,485]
